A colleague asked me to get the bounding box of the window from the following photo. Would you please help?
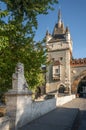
[60,57,63,61]
[55,69,59,74]
[53,66,60,77]
[52,58,54,61]
[53,66,60,80]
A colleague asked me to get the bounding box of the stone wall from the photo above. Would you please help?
[46,47,71,93]
[56,94,76,106]
[46,82,58,92]
[71,66,86,84]
[15,94,75,129]
[0,116,9,130]
[6,92,76,130]
[16,97,56,129]
[47,42,71,52]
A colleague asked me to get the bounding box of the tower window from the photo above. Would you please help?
[60,57,63,61]
[52,58,54,61]
[55,69,59,74]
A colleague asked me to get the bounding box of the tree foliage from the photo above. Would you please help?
[0,0,58,93]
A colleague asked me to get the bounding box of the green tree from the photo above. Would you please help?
[0,0,58,93]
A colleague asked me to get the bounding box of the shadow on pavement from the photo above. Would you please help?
[19,107,80,130]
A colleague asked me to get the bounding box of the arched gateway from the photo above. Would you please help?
[72,71,86,97]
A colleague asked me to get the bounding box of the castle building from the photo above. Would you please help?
[46,10,86,97]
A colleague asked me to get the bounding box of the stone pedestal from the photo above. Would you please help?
[5,63,32,130]
[5,90,32,130]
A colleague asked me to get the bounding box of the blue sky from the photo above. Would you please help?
[35,0,86,59]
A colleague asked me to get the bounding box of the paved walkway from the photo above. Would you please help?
[63,98,86,130]
[20,98,81,130]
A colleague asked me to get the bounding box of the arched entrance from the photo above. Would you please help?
[77,76,86,97]
[58,85,65,93]
[71,70,86,97]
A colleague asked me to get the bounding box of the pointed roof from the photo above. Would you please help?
[48,10,65,43]
[47,9,71,43]
[65,26,70,33]
[49,34,65,43]
[53,9,65,36]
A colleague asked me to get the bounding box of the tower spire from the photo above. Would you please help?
[58,9,61,28]
[58,9,61,21]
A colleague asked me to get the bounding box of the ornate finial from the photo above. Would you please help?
[46,30,49,36]
[65,26,69,33]
[46,30,52,42]
[65,26,70,42]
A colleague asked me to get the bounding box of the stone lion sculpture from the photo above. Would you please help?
[12,62,28,91]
